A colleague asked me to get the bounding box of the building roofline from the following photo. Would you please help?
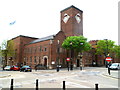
[28,34,56,45]
[11,35,38,40]
[60,5,83,13]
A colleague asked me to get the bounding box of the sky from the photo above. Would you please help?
[0,0,119,45]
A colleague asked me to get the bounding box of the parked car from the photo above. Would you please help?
[4,66,11,71]
[20,65,32,72]
[35,64,46,70]
[10,65,20,71]
[109,63,120,70]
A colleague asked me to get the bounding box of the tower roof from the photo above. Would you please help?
[61,5,83,13]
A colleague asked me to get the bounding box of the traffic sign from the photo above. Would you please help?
[66,58,70,61]
[106,57,112,62]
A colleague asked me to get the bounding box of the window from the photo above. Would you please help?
[57,48,60,53]
[30,56,32,63]
[31,47,32,53]
[44,47,47,51]
[27,48,29,53]
[62,59,65,64]
[38,57,41,64]
[34,47,37,53]
[39,46,42,52]
[60,48,62,53]
[24,49,26,53]
[34,56,36,63]
[57,47,62,53]
[26,57,28,62]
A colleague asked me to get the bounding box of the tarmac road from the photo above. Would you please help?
[0,67,119,89]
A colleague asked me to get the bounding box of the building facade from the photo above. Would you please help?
[8,5,119,69]
[9,5,83,69]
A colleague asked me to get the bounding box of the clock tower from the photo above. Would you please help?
[61,5,83,37]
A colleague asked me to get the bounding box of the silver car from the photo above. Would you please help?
[4,66,11,71]
[109,63,120,70]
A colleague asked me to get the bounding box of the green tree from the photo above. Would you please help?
[113,45,120,58]
[96,40,115,57]
[62,35,91,53]
[0,40,15,67]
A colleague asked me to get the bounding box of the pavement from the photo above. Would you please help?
[0,71,11,78]
[0,67,119,79]
[102,69,119,79]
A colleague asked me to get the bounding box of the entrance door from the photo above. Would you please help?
[77,59,80,67]
[44,58,47,67]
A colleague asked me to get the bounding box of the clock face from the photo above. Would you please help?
[63,13,70,23]
[75,13,81,23]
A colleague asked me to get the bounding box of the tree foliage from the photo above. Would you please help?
[0,40,15,57]
[0,40,15,66]
[62,35,91,52]
[113,45,120,58]
[96,40,115,56]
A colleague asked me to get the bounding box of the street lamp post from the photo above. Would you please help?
[66,58,70,71]
[78,53,83,70]
[56,40,60,72]
[104,39,109,68]
[70,42,73,71]
[79,42,83,70]
[104,39,111,75]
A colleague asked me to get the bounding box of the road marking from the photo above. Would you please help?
[100,73,118,80]
[61,81,91,88]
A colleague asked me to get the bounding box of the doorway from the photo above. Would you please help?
[44,57,47,67]
[77,59,80,67]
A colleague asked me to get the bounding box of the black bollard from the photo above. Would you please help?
[10,79,13,90]
[36,79,38,90]
[63,81,65,90]
[67,66,69,71]
[108,67,110,75]
[95,84,98,90]
[80,66,82,70]
[70,64,73,70]
[56,65,59,72]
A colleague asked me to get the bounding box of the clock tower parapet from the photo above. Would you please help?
[60,5,83,37]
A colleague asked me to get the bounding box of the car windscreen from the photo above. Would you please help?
[6,66,11,68]
[14,66,18,67]
[22,66,30,68]
[111,64,118,66]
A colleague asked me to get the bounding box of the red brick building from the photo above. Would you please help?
[9,5,83,69]
[8,5,119,69]
[8,35,38,66]
[86,40,120,66]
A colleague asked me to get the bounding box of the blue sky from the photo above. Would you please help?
[0,0,119,45]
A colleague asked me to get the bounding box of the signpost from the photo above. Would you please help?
[66,58,70,61]
[66,58,70,71]
[106,57,112,62]
[106,57,112,75]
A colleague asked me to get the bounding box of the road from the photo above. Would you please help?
[0,67,119,89]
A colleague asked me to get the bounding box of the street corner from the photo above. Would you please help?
[0,74,11,78]
[102,70,119,80]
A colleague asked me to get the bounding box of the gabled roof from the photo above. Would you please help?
[61,5,83,13]
[29,35,55,44]
[12,35,38,40]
